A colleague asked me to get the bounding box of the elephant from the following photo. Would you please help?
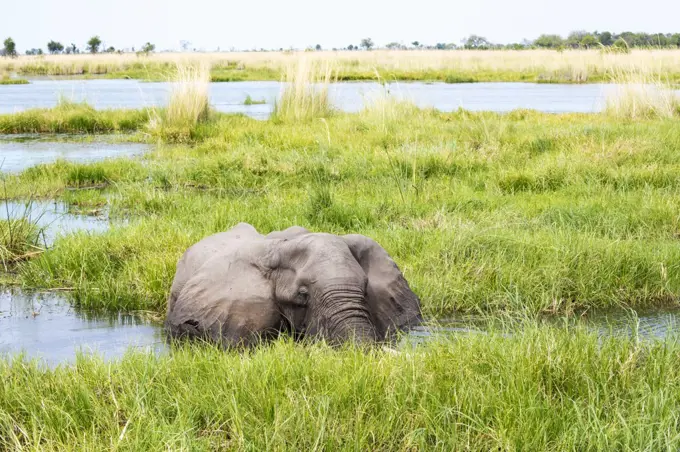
[165,223,422,347]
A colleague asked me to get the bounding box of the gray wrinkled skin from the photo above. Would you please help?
[165,223,422,347]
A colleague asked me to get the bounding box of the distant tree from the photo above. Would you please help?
[106,46,116,53]
[670,34,680,47]
[386,42,402,50]
[3,37,17,58]
[463,35,490,49]
[26,48,44,55]
[580,34,598,48]
[69,43,79,54]
[347,44,354,50]
[566,30,589,48]
[315,44,322,51]
[180,40,191,52]
[534,34,564,48]
[650,33,669,47]
[47,40,64,54]
[617,32,637,47]
[87,36,102,54]
[360,38,374,50]
[139,42,155,55]
[612,37,630,51]
[411,41,420,48]
[434,43,446,50]
[598,31,613,46]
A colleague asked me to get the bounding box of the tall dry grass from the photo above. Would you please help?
[4,49,680,82]
[605,68,680,119]
[148,63,211,141]
[272,59,334,122]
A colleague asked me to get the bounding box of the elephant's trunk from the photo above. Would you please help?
[317,284,377,344]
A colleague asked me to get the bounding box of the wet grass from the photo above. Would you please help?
[0,219,41,267]
[0,101,150,134]
[0,78,29,85]
[3,327,680,449]
[0,107,675,316]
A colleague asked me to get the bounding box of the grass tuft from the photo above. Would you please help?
[272,58,335,122]
[147,63,211,142]
[0,216,42,268]
[243,94,266,105]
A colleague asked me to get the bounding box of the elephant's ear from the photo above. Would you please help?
[342,234,422,339]
[166,242,283,347]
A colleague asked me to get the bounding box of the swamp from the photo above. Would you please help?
[0,49,680,449]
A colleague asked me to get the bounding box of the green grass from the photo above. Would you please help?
[3,327,680,449]
[0,101,150,134]
[146,64,211,143]
[243,95,266,105]
[0,107,676,316]
[0,78,29,85]
[0,218,42,268]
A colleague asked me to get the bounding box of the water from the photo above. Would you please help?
[0,79,619,118]
[411,308,680,342]
[0,200,109,246]
[2,288,677,367]
[0,290,165,366]
[0,138,149,173]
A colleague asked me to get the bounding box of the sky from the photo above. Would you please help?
[2,0,679,52]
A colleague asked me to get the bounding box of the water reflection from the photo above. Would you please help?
[0,200,109,246]
[0,138,148,173]
[0,290,165,366]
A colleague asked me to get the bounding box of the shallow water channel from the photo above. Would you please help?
[0,79,621,117]
[0,290,165,366]
[0,199,109,246]
[2,287,679,367]
[0,137,149,173]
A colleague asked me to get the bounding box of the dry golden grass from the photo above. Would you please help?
[605,68,680,119]
[3,49,680,81]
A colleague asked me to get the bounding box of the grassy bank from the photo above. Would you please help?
[2,327,680,449]
[3,49,680,83]
[0,107,676,316]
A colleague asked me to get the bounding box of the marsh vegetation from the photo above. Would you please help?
[1,60,680,448]
[2,49,680,83]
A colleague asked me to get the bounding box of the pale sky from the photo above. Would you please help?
[2,0,679,52]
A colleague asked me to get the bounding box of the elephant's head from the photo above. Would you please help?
[166,223,422,347]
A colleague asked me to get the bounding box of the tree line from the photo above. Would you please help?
[349,31,680,51]
[3,30,680,57]
[0,36,155,57]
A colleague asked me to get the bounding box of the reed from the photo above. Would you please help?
[147,63,211,141]
[271,58,335,122]
[605,68,680,119]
